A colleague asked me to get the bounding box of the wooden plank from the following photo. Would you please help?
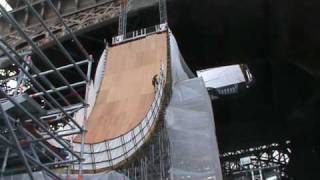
[74,32,167,143]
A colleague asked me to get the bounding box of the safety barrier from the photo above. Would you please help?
[112,23,167,45]
[72,64,166,171]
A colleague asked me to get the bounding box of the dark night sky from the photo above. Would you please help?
[166,0,320,178]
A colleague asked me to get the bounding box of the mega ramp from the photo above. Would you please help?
[72,31,168,172]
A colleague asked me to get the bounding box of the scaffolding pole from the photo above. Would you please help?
[1,148,10,173]
[0,41,84,131]
[0,40,71,106]
[118,0,128,36]
[78,56,93,179]
[0,90,82,160]
[0,134,62,179]
[117,121,170,180]
[21,0,88,82]
[0,1,94,179]
[0,104,34,180]
[0,4,86,105]
[44,0,91,60]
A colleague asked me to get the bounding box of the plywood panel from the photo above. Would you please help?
[74,32,167,143]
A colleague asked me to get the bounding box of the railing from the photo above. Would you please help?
[112,23,167,45]
[72,64,166,171]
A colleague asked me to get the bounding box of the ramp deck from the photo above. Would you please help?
[75,32,167,143]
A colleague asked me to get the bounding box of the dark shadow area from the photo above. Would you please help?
[166,0,320,179]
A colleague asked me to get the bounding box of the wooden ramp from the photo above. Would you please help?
[75,32,167,144]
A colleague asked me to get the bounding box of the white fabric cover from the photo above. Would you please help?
[94,48,108,94]
[166,30,223,180]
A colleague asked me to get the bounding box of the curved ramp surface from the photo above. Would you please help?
[75,32,167,144]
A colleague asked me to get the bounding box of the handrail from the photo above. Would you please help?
[71,63,167,171]
[112,23,167,45]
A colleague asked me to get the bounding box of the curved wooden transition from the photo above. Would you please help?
[74,32,167,144]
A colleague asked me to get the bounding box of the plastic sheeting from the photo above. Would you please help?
[73,81,96,124]
[169,31,193,84]
[60,171,129,180]
[94,47,108,94]
[1,171,129,180]
[166,31,222,180]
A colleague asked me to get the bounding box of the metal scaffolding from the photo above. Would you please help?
[220,141,291,180]
[0,0,92,179]
[117,120,171,180]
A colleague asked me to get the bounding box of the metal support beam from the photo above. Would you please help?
[27,131,82,143]
[0,134,62,179]
[1,148,10,173]
[78,57,93,177]
[26,133,48,180]
[30,81,86,97]
[7,115,65,162]
[0,90,82,160]
[0,41,84,130]
[0,104,34,179]
[0,40,71,106]
[31,60,89,78]
[21,0,88,82]
[0,50,32,62]
[44,0,91,60]
[0,4,86,105]
[117,121,170,179]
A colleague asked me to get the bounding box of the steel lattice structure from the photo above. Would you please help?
[220,141,291,180]
[1,0,121,54]
[117,120,171,180]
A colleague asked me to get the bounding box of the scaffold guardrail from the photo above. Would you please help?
[112,23,167,45]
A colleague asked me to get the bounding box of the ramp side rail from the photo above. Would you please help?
[112,23,167,45]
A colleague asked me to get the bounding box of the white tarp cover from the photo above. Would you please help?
[197,65,246,89]
[166,31,222,180]
[94,47,108,94]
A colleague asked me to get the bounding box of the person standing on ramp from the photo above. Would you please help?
[152,74,159,92]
